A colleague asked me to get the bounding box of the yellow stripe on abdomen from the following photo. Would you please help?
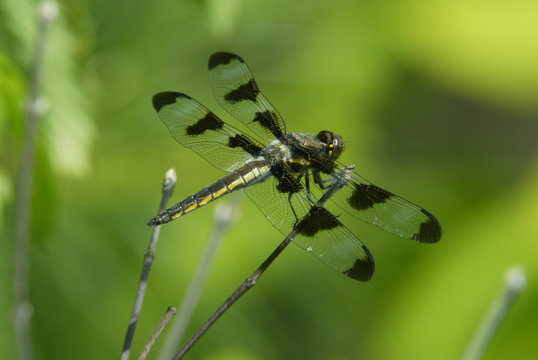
[154,159,271,225]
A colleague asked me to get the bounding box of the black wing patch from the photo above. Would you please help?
[322,164,442,244]
[224,79,259,103]
[299,207,340,237]
[227,134,263,157]
[185,112,224,135]
[348,184,392,210]
[208,52,287,141]
[208,52,236,70]
[152,91,263,172]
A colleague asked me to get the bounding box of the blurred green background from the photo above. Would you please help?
[2,0,538,359]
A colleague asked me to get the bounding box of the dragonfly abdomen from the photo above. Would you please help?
[147,159,270,226]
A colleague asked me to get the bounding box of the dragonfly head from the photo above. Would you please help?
[316,130,344,159]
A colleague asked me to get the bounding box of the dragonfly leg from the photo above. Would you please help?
[313,171,333,190]
[304,171,310,192]
[303,172,318,204]
[288,193,300,225]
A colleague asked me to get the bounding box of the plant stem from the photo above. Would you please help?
[120,168,176,360]
[13,3,57,360]
[462,266,526,360]
[138,307,177,360]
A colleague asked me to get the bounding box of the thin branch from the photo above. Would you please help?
[120,168,177,360]
[13,2,58,360]
[462,266,527,360]
[172,165,356,360]
[157,199,241,360]
[138,307,177,360]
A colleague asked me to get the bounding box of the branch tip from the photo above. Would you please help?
[39,1,59,22]
[505,266,526,294]
[213,201,241,226]
[163,168,177,190]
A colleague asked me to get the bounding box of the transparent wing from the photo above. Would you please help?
[153,92,264,172]
[244,167,375,281]
[208,52,287,141]
[318,163,442,243]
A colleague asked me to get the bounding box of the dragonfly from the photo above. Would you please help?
[147,52,442,281]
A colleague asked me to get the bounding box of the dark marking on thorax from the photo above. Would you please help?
[270,163,303,194]
[286,134,337,174]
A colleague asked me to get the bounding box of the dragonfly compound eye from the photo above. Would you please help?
[315,130,343,158]
[330,133,344,159]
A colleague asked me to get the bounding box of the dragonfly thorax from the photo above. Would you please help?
[262,139,294,166]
